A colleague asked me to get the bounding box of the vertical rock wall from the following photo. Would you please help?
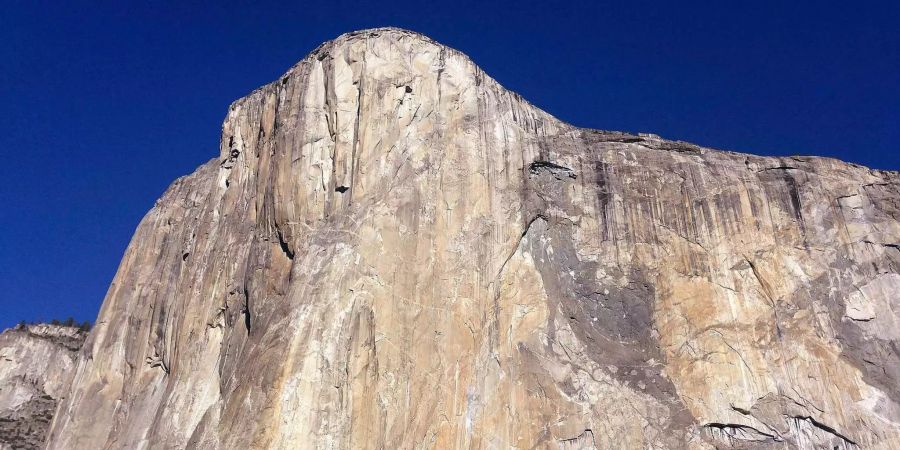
[0,324,85,450]
[46,29,900,449]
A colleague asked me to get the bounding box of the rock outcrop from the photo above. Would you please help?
[46,28,900,449]
[0,324,86,450]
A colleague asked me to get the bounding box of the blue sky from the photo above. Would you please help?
[1,0,898,329]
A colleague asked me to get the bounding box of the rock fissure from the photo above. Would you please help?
[786,415,858,447]
[702,422,782,441]
[528,161,577,180]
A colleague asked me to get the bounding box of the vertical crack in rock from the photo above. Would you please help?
[348,58,365,206]
[276,227,295,260]
[242,285,251,334]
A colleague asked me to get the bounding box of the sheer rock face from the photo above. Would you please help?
[0,324,86,450]
[45,28,900,449]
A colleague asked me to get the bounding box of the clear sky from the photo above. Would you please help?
[2,1,898,330]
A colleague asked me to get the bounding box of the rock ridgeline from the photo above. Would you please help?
[36,28,900,449]
[0,324,86,450]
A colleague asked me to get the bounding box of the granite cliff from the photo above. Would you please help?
[0,324,86,450]
[44,28,900,449]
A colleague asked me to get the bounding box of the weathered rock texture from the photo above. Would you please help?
[0,324,85,450]
[46,28,900,449]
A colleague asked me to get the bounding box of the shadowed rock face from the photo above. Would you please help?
[0,325,86,450]
[45,28,900,449]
